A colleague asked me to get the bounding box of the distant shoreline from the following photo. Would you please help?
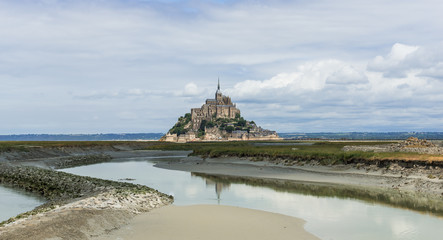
[4,132,443,141]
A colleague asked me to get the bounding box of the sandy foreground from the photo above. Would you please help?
[0,189,172,240]
[94,204,319,240]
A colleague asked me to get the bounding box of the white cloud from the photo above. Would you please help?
[367,43,419,78]
[181,82,205,97]
[1,1,443,133]
[326,65,368,85]
[224,42,443,132]
[230,60,367,100]
[367,43,443,82]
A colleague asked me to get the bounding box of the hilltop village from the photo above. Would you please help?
[163,81,280,142]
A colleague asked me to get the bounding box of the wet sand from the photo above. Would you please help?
[0,189,171,240]
[1,150,321,240]
[94,205,319,240]
[2,149,442,239]
[154,156,443,197]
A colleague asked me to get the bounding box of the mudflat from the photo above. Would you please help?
[2,144,442,239]
[0,189,171,240]
[155,156,443,197]
[94,205,320,240]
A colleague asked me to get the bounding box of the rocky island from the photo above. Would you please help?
[162,81,281,142]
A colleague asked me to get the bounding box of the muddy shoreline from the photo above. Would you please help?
[155,155,443,198]
[1,143,443,239]
[0,145,175,240]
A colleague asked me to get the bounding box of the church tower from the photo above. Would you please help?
[215,77,223,103]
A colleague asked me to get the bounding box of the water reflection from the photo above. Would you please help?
[200,175,231,204]
[191,173,443,240]
[61,158,443,240]
[193,173,443,217]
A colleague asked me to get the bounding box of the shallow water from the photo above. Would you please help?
[0,185,45,223]
[60,155,443,240]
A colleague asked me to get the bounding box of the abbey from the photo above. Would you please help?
[163,80,280,142]
[190,80,240,130]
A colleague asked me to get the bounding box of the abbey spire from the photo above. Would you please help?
[216,77,221,94]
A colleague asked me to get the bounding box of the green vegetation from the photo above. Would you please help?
[3,140,442,164]
[169,113,192,135]
[199,119,216,131]
[215,114,253,132]
[0,141,115,153]
[0,142,29,152]
[0,141,159,153]
[145,141,443,164]
[146,141,373,165]
[225,126,235,133]
[167,111,256,137]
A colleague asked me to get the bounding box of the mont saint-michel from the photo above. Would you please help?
[163,81,280,142]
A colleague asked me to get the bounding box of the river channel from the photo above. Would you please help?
[58,153,443,240]
[0,185,45,223]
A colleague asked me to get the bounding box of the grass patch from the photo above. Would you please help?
[2,140,442,164]
[0,141,161,153]
[145,141,443,164]
[3,140,440,164]
[0,143,29,153]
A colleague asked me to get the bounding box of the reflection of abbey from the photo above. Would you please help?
[190,81,240,130]
[163,80,280,142]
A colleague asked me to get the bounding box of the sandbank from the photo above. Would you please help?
[94,205,319,240]
[154,156,443,197]
[0,189,171,240]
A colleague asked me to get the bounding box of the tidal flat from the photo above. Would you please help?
[0,140,442,239]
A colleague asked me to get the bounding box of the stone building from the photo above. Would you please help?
[162,80,281,142]
[190,80,240,130]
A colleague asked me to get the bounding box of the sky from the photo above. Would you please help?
[1,0,443,134]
